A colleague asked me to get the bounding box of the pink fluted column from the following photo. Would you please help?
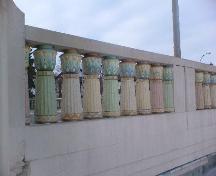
[150,65,164,113]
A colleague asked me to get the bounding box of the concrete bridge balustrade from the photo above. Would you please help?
[2,1,216,175]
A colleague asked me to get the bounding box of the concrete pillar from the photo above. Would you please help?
[210,74,216,108]
[150,65,164,113]
[0,0,25,175]
[34,45,57,123]
[83,53,102,118]
[163,66,174,112]
[25,45,31,124]
[135,63,151,114]
[60,49,83,121]
[195,72,204,110]
[102,56,120,117]
[120,61,137,116]
[203,72,211,109]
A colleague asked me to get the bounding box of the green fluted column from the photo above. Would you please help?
[163,66,174,112]
[102,56,120,117]
[33,45,57,123]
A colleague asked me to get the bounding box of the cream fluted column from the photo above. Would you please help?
[33,45,57,123]
[60,49,83,121]
[195,72,204,110]
[203,72,211,109]
[120,61,137,116]
[102,56,120,117]
[135,63,151,114]
[150,65,164,113]
[210,74,216,108]
[83,53,102,118]
[24,45,31,124]
[163,66,175,112]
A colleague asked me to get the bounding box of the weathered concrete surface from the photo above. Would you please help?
[25,110,216,176]
[0,0,25,175]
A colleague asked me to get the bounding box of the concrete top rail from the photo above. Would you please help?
[25,25,216,73]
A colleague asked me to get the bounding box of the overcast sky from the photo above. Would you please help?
[14,0,216,64]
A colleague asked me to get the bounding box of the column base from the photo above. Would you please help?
[103,111,120,117]
[137,109,151,115]
[121,110,137,116]
[197,108,204,110]
[83,112,102,119]
[62,114,82,121]
[164,107,175,112]
[204,106,211,109]
[35,115,57,123]
[152,108,164,113]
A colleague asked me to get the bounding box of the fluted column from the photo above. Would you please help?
[210,74,216,108]
[195,72,204,110]
[83,53,102,118]
[24,45,31,124]
[163,66,174,112]
[120,61,137,116]
[203,72,211,109]
[135,63,151,114]
[60,49,83,121]
[33,45,57,123]
[150,65,164,113]
[102,56,120,117]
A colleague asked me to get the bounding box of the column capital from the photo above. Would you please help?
[120,61,136,78]
[150,65,163,80]
[203,72,211,84]
[103,56,119,76]
[136,63,151,79]
[33,45,57,71]
[163,66,174,81]
[60,49,82,74]
[211,74,216,84]
[195,72,204,83]
[83,53,102,75]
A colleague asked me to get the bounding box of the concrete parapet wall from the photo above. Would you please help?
[25,110,216,176]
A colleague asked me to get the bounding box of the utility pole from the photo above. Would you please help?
[172,0,181,58]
